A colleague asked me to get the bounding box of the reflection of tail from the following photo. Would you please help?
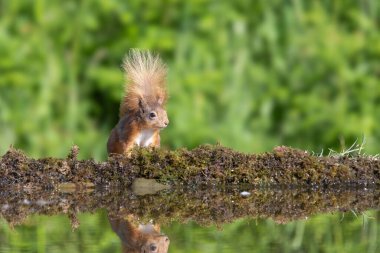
[108,216,170,253]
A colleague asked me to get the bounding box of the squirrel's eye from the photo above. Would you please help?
[149,112,157,119]
[150,244,157,252]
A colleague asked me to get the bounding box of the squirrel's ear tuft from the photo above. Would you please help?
[138,97,147,114]
[157,96,165,106]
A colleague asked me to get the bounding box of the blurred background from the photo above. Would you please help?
[1,2,380,252]
[0,0,379,160]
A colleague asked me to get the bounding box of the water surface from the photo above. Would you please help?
[0,186,379,253]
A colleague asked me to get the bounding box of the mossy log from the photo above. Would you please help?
[0,145,379,188]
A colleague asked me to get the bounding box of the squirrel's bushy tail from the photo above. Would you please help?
[120,49,168,118]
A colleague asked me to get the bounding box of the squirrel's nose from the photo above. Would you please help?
[164,120,169,126]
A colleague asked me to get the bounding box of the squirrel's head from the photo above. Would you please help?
[139,223,170,253]
[138,97,169,130]
[108,217,170,253]
[120,49,169,130]
[140,235,170,253]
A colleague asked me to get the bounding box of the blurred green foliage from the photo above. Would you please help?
[0,0,379,160]
[1,2,379,252]
[0,211,379,253]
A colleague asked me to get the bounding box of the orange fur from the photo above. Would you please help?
[107,118,140,155]
[152,132,160,147]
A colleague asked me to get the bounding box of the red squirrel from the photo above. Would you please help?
[109,216,170,253]
[107,50,169,155]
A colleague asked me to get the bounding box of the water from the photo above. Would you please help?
[0,186,379,253]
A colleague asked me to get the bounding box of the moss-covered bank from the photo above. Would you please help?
[0,145,379,188]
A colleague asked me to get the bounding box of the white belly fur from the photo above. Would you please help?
[135,129,155,147]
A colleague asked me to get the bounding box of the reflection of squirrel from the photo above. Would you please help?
[107,50,169,155]
[108,216,170,253]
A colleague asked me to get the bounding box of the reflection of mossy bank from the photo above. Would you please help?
[0,145,379,188]
[1,186,379,228]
